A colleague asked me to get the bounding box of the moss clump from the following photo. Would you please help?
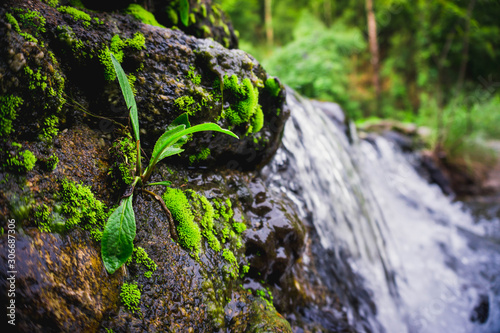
[174,95,199,116]
[187,65,202,85]
[190,192,221,252]
[249,105,264,133]
[34,204,52,232]
[7,8,46,44]
[6,146,37,173]
[0,95,23,137]
[222,249,239,278]
[131,246,157,277]
[232,221,246,234]
[125,4,165,28]
[223,75,260,127]
[162,188,201,256]
[265,77,281,97]
[23,64,66,112]
[42,0,59,7]
[59,179,107,241]
[120,282,141,313]
[40,115,59,141]
[189,147,210,164]
[109,135,137,190]
[57,6,91,27]
[99,33,146,81]
[44,153,59,171]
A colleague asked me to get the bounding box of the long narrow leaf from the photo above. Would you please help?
[110,53,140,142]
[150,123,238,169]
[101,195,136,274]
[151,124,187,163]
[179,0,190,26]
[147,181,172,187]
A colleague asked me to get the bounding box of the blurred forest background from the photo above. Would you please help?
[217,0,500,181]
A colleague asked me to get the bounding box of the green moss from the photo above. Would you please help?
[187,65,202,85]
[40,115,59,141]
[35,204,52,232]
[110,135,137,190]
[68,0,85,8]
[125,4,165,28]
[131,246,157,277]
[5,13,20,32]
[99,33,146,81]
[222,249,239,278]
[42,0,59,6]
[120,282,141,313]
[44,153,59,171]
[193,193,221,252]
[223,75,260,127]
[249,105,264,133]
[189,147,210,164]
[58,6,91,27]
[174,95,199,115]
[127,74,137,95]
[59,179,107,241]
[12,8,46,34]
[232,221,246,234]
[201,25,211,37]
[23,64,65,112]
[189,13,196,24]
[200,4,207,18]
[0,95,23,136]
[6,148,37,173]
[162,188,201,256]
[265,77,281,97]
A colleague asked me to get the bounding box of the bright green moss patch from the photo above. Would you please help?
[58,6,91,27]
[42,0,59,7]
[250,105,264,133]
[109,135,137,189]
[120,282,141,313]
[232,221,246,234]
[41,115,59,141]
[187,65,202,85]
[222,249,239,278]
[131,246,157,277]
[125,4,165,28]
[189,147,210,164]
[6,148,37,172]
[223,75,260,127]
[265,77,281,97]
[0,95,23,136]
[59,179,107,241]
[99,33,146,81]
[163,187,201,256]
[174,95,199,115]
[44,153,59,171]
[34,204,52,232]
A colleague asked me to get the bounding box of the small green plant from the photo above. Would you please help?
[101,53,238,274]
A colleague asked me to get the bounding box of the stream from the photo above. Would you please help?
[262,88,500,332]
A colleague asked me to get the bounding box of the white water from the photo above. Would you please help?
[265,89,500,332]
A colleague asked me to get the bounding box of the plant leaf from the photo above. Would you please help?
[147,181,172,187]
[101,195,136,274]
[170,113,191,128]
[149,123,239,169]
[179,0,190,26]
[110,53,140,142]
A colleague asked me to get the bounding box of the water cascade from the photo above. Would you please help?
[263,88,500,332]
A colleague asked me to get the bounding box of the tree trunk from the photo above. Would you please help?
[264,0,273,48]
[457,0,477,93]
[365,0,381,114]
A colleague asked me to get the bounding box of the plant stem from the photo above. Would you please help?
[136,140,142,178]
[141,188,178,241]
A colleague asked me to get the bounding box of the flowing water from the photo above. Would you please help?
[263,88,500,332]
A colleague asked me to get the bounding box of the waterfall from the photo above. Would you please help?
[263,88,500,332]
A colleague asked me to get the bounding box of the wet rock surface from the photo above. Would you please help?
[0,0,352,332]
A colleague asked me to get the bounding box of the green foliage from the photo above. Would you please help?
[222,248,239,278]
[41,115,59,141]
[263,13,365,118]
[187,66,202,85]
[174,95,199,115]
[57,6,91,27]
[45,153,59,171]
[223,75,260,127]
[189,147,211,164]
[100,33,146,81]
[120,282,141,313]
[163,188,201,256]
[59,179,107,241]
[35,204,52,232]
[101,195,136,274]
[264,78,281,97]
[232,221,246,234]
[130,246,157,277]
[101,53,238,274]
[0,95,23,136]
[179,0,190,26]
[42,0,59,7]
[125,4,165,28]
[6,148,37,172]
